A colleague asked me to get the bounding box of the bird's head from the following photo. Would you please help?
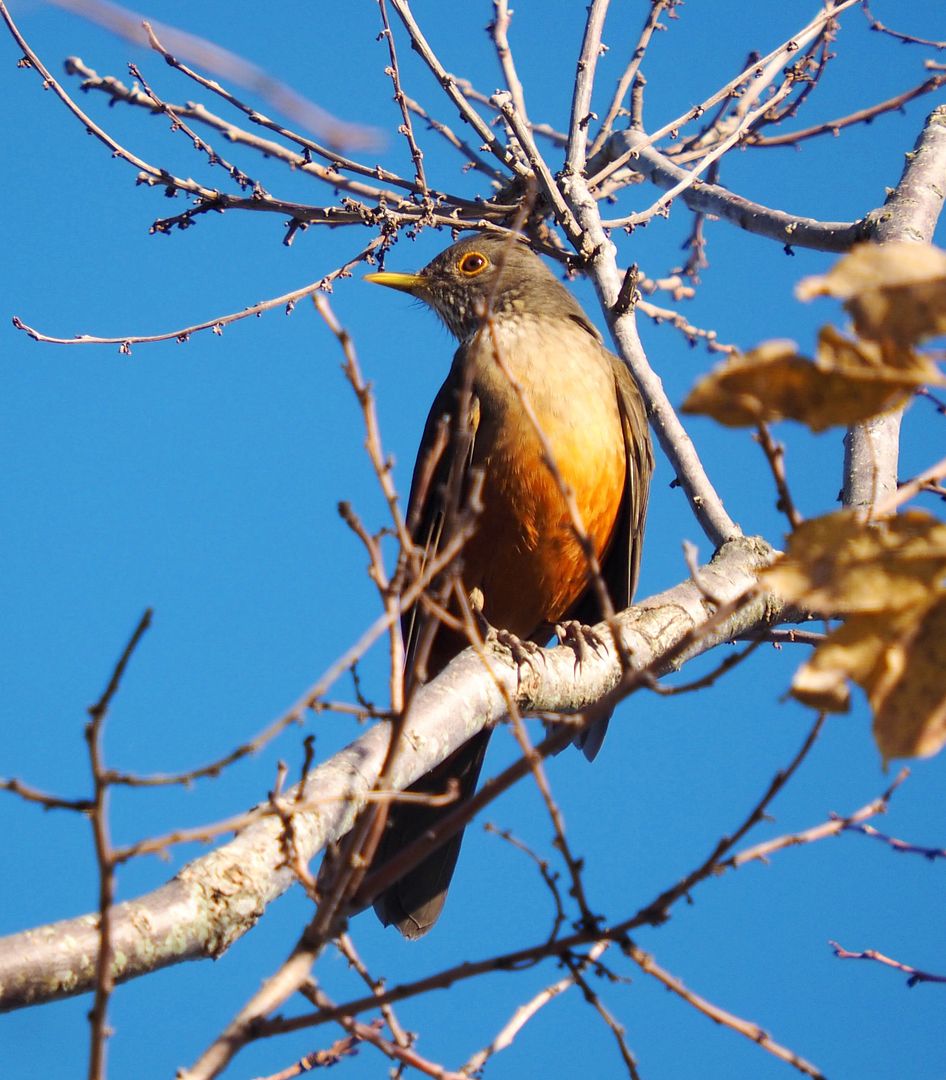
[365,234,595,342]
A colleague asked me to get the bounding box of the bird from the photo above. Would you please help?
[360,232,653,938]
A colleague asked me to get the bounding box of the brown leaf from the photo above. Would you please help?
[814,324,936,380]
[871,596,946,763]
[762,510,946,615]
[793,596,946,762]
[797,242,946,347]
[681,332,932,432]
[790,612,900,714]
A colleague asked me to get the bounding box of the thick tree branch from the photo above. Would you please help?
[0,537,776,1013]
[561,172,742,547]
[843,104,946,510]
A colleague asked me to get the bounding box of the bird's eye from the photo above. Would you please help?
[457,251,489,276]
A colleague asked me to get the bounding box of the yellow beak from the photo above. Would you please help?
[364,270,427,294]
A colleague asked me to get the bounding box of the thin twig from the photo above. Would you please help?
[624,940,825,1078]
[755,422,803,530]
[490,0,530,123]
[722,769,909,871]
[463,940,612,1074]
[377,0,428,191]
[860,0,946,50]
[749,73,946,148]
[387,0,525,175]
[844,820,946,861]
[829,941,946,986]
[565,0,610,176]
[86,610,153,1080]
[588,0,861,189]
[589,0,673,157]
[13,243,382,351]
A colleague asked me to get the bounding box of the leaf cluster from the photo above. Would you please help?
[683,242,946,431]
[686,242,946,764]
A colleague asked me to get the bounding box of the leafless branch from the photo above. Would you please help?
[565,0,610,176]
[843,104,946,511]
[489,0,530,123]
[829,941,946,987]
[0,537,777,1012]
[755,422,804,530]
[377,0,428,191]
[842,819,946,862]
[596,132,865,252]
[722,768,909,870]
[624,939,825,1078]
[589,0,675,157]
[860,1,946,51]
[749,73,946,148]
[85,609,152,1080]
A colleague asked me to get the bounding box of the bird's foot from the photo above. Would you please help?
[555,620,608,672]
[467,589,544,685]
[493,629,545,685]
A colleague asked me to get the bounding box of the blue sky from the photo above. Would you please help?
[2,2,945,1078]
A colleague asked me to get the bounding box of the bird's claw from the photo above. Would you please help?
[494,628,544,685]
[555,620,608,672]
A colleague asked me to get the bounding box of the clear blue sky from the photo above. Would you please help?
[2,2,945,1078]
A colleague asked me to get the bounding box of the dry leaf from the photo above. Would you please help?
[681,332,934,432]
[793,598,946,763]
[797,241,946,347]
[762,510,946,615]
[814,324,936,380]
[778,510,946,762]
[790,611,899,714]
[871,596,946,763]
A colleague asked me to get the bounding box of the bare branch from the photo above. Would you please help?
[723,769,909,870]
[589,0,674,157]
[387,0,525,176]
[561,170,741,546]
[875,454,946,516]
[829,942,946,987]
[85,609,152,1080]
[624,941,826,1078]
[12,244,381,350]
[601,80,801,231]
[588,1,861,189]
[0,777,92,812]
[755,422,804,530]
[860,1,946,51]
[565,0,610,176]
[749,73,946,148]
[256,706,832,1040]
[464,940,612,1074]
[0,537,776,1012]
[489,0,530,123]
[377,0,428,191]
[843,104,946,511]
[844,819,946,862]
[595,132,865,251]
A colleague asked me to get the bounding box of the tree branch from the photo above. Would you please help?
[561,171,742,547]
[593,131,867,252]
[843,104,946,510]
[0,537,776,1013]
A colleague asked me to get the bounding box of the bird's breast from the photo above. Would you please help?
[460,317,626,635]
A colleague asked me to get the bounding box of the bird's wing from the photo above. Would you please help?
[402,345,480,681]
[605,354,654,610]
[567,352,653,761]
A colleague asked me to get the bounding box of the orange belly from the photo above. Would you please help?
[463,419,626,639]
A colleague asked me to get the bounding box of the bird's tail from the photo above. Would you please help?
[370,728,490,939]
